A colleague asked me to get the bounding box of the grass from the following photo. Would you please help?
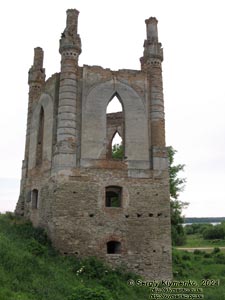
[182,234,225,248]
[173,248,225,299]
[1,213,225,299]
[0,213,148,300]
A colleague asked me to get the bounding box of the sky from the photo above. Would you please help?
[0,0,224,217]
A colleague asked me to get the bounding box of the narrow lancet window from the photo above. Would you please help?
[36,106,44,166]
[106,94,124,159]
[31,189,38,209]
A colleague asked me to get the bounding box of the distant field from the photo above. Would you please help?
[182,234,225,248]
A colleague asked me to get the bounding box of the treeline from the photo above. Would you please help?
[185,222,225,240]
[184,217,225,224]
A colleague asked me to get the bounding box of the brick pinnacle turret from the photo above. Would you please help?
[54,9,81,172]
[25,47,45,171]
[140,17,167,170]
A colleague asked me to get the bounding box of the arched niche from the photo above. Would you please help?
[81,79,149,166]
[28,93,54,170]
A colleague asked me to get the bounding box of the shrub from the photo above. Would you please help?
[8,216,51,247]
[100,273,121,290]
[212,247,220,254]
[172,249,183,264]
[182,253,191,260]
[173,267,190,278]
[74,257,110,280]
[201,257,215,266]
[220,269,225,276]
[114,265,139,282]
[4,211,15,220]
[210,239,221,244]
[185,223,213,235]
[27,238,47,256]
[184,225,194,235]
[172,249,193,279]
[203,271,212,279]
[67,286,113,300]
[198,224,213,234]
[203,253,211,258]
[193,249,202,255]
[171,225,186,246]
[214,253,225,264]
[202,226,225,240]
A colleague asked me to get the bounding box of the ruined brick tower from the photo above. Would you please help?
[16,9,172,279]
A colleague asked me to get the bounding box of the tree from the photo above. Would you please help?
[112,143,123,159]
[168,146,188,246]
[202,225,225,240]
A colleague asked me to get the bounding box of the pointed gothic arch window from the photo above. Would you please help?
[36,106,44,166]
[106,94,124,160]
[106,94,123,114]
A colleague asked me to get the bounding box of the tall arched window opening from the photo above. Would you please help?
[36,106,44,166]
[106,94,124,159]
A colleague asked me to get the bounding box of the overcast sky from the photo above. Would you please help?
[0,0,224,217]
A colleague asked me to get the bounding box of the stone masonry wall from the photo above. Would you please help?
[29,168,171,279]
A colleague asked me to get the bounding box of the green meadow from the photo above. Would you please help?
[1,213,225,300]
